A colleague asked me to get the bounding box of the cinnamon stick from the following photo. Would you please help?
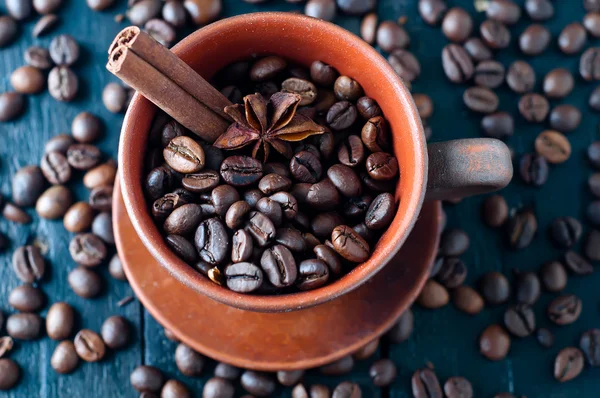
[109,26,232,122]
[107,45,229,142]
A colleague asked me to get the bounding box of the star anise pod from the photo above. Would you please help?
[213,92,326,162]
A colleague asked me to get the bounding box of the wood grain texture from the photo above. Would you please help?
[0,0,599,397]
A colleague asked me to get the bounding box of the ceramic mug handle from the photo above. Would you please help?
[425,138,513,201]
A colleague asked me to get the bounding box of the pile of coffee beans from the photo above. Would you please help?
[144,56,400,294]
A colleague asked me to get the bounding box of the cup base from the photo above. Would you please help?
[113,179,442,371]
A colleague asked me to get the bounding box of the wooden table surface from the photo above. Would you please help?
[0,0,599,397]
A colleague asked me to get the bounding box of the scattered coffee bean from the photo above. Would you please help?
[554,347,584,382]
[203,377,234,398]
[51,341,79,374]
[130,365,164,392]
[101,315,130,349]
[482,195,508,227]
[585,229,600,260]
[68,266,102,298]
[442,44,474,84]
[480,19,511,49]
[519,24,550,55]
[540,261,568,292]
[535,130,571,164]
[46,302,74,340]
[10,65,44,94]
[8,284,44,312]
[580,329,600,367]
[411,368,442,398]
[240,371,276,397]
[525,0,554,20]
[504,304,536,337]
[417,279,449,309]
[506,60,535,94]
[520,153,548,187]
[0,16,18,48]
[41,151,71,184]
[444,377,473,398]
[549,105,581,133]
[550,217,582,248]
[320,355,354,375]
[442,7,472,43]
[12,245,45,283]
[369,359,396,387]
[69,233,107,267]
[12,165,45,207]
[544,69,574,99]
[386,308,414,343]
[480,271,510,305]
[353,339,379,360]
[463,86,499,114]
[479,324,510,361]
[0,92,25,121]
[6,313,42,340]
[376,21,409,52]
[452,286,484,315]
[559,22,587,54]
[507,209,537,248]
[548,294,582,325]
[0,359,20,390]
[536,328,555,348]
[580,47,600,81]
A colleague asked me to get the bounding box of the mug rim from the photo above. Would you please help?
[119,12,427,312]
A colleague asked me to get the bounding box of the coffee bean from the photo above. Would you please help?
[51,341,79,374]
[0,92,25,121]
[214,362,241,380]
[11,65,44,94]
[6,0,32,20]
[164,136,205,174]
[326,164,361,198]
[68,266,102,298]
[67,143,101,170]
[342,195,372,218]
[69,233,107,267]
[282,78,317,106]
[356,96,382,120]
[230,229,252,263]
[585,12,600,39]
[269,191,298,219]
[130,365,164,392]
[479,324,510,361]
[361,116,389,153]
[519,24,550,55]
[45,134,74,154]
[590,86,600,112]
[481,112,513,140]
[544,69,574,99]
[0,16,18,48]
[486,0,521,24]
[250,56,287,82]
[412,94,433,120]
[480,271,510,305]
[46,302,74,340]
[145,18,175,47]
[480,19,511,49]
[580,47,600,81]
[255,197,283,226]
[554,347,584,382]
[376,20,409,52]
[436,257,467,289]
[411,368,442,398]
[352,339,379,361]
[536,327,554,348]
[195,217,229,265]
[307,179,341,210]
[220,155,262,187]
[439,228,470,256]
[364,192,395,230]
[209,184,239,218]
[514,271,540,305]
[33,0,62,14]
[540,260,567,292]
[23,47,51,71]
[452,285,484,315]
[419,0,447,25]
[331,225,369,262]
[473,60,505,89]
[87,0,115,10]
[166,235,197,263]
[549,105,581,133]
[102,82,127,113]
[48,63,79,99]
[83,161,117,189]
[12,165,45,207]
[203,377,234,398]
[417,279,449,309]
[525,0,553,20]
[504,304,535,337]
[388,49,421,82]
[173,343,204,377]
[224,262,263,293]
[535,130,571,164]
[506,60,535,94]
[519,153,548,187]
[463,86,499,114]
[369,359,396,387]
[585,229,600,261]
[442,44,474,83]
[163,203,202,235]
[463,38,492,62]
[304,0,336,20]
[101,315,130,349]
[41,151,71,184]
[126,0,161,24]
[263,162,290,178]
[334,76,364,101]
[32,13,58,37]
[275,227,306,252]
[383,308,413,343]
[549,217,581,249]
[587,0,600,12]
[519,93,549,122]
[161,379,190,398]
[12,245,45,283]
[320,355,354,375]
[311,212,343,239]
[260,244,297,287]
[72,112,101,143]
[580,329,600,367]
[184,0,221,25]
[296,258,329,290]
[8,284,44,312]
[0,359,20,390]
[589,142,600,169]
[223,201,251,230]
[2,201,31,224]
[366,152,398,181]
[360,12,377,43]
[6,313,42,340]
[548,294,582,325]
[444,377,473,398]
[442,7,472,42]
[240,371,276,397]
[559,22,587,54]
[290,151,322,183]
[337,135,365,167]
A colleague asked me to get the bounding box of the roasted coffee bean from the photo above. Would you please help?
[480,19,511,49]
[504,304,535,337]
[360,12,378,44]
[365,192,395,230]
[282,78,317,106]
[220,155,262,187]
[554,347,584,382]
[130,365,164,392]
[41,151,71,184]
[69,233,107,267]
[32,13,58,37]
[585,12,600,38]
[519,153,548,187]
[201,144,224,171]
[11,65,44,94]
[6,0,32,20]
[320,355,354,376]
[452,286,485,315]
[540,260,568,292]
[589,142,600,169]
[260,244,297,287]
[250,56,287,82]
[195,218,229,265]
[87,0,115,11]
[481,112,513,139]
[519,24,550,55]
[506,60,535,94]
[275,227,306,252]
[101,316,130,349]
[356,96,382,119]
[580,47,600,81]
[369,359,396,387]
[479,324,510,361]
[164,136,205,174]
[535,130,571,164]
[231,229,253,263]
[24,46,52,70]
[588,201,600,225]
[442,44,474,83]
[514,271,540,305]
[311,212,343,238]
[258,173,291,195]
[413,93,434,119]
[388,49,421,82]
[48,66,78,101]
[550,217,582,248]
[536,327,554,348]
[263,162,290,178]
[463,87,499,114]
[245,211,276,247]
[203,377,234,398]
[417,279,449,308]
[290,151,322,183]
[51,341,79,374]
[310,61,339,88]
[559,23,587,54]
[590,86,600,111]
[0,92,24,121]
[525,0,553,20]
[439,228,470,256]
[35,185,72,219]
[549,105,581,133]
[145,18,176,47]
[164,203,202,235]
[442,7,472,42]
[486,0,521,24]
[585,229,600,261]
[126,0,161,25]
[544,69,574,99]
[6,313,42,340]
[418,0,447,25]
[0,358,19,390]
[184,0,221,25]
[214,362,241,380]
[366,152,398,180]
[361,116,389,153]
[0,16,18,48]
[152,193,183,222]
[361,171,395,193]
[255,197,283,226]
[580,329,600,367]
[436,257,467,289]
[211,184,240,217]
[376,20,410,52]
[411,368,442,398]
[482,195,509,227]
[173,343,204,377]
[314,244,342,275]
[8,284,43,312]
[12,245,44,283]
[590,174,600,197]
[474,60,505,89]
[290,183,311,205]
[334,76,363,102]
[327,101,357,130]
[67,144,101,170]
[45,134,74,154]
[480,271,510,305]
[225,201,251,230]
[342,195,372,218]
[71,112,101,143]
[161,379,190,398]
[240,371,276,397]
[296,259,329,290]
[88,185,113,212]
[270,191,298,219]
[327,164,361,198]
[587,0,600,12]
[548,294,582,325]
[3,201,31,224]
[463,38,492,62]
[33,0,61,15]
[46,302,74,340]
[83,161,117,190]
[12,165,45,207]
[331,225,369,262]
[166,235,197,263]
[305,0,336,20]
[444,377,473,398]
[68,266,102,298]
[337,135,364,167]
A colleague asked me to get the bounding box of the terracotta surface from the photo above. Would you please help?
[113,179,442,370]
[118,12,511,313]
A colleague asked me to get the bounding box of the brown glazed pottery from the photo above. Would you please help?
[119,13,512,313]
[114,179,443,370]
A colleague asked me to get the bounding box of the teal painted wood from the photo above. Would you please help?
[0,0,599,397]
